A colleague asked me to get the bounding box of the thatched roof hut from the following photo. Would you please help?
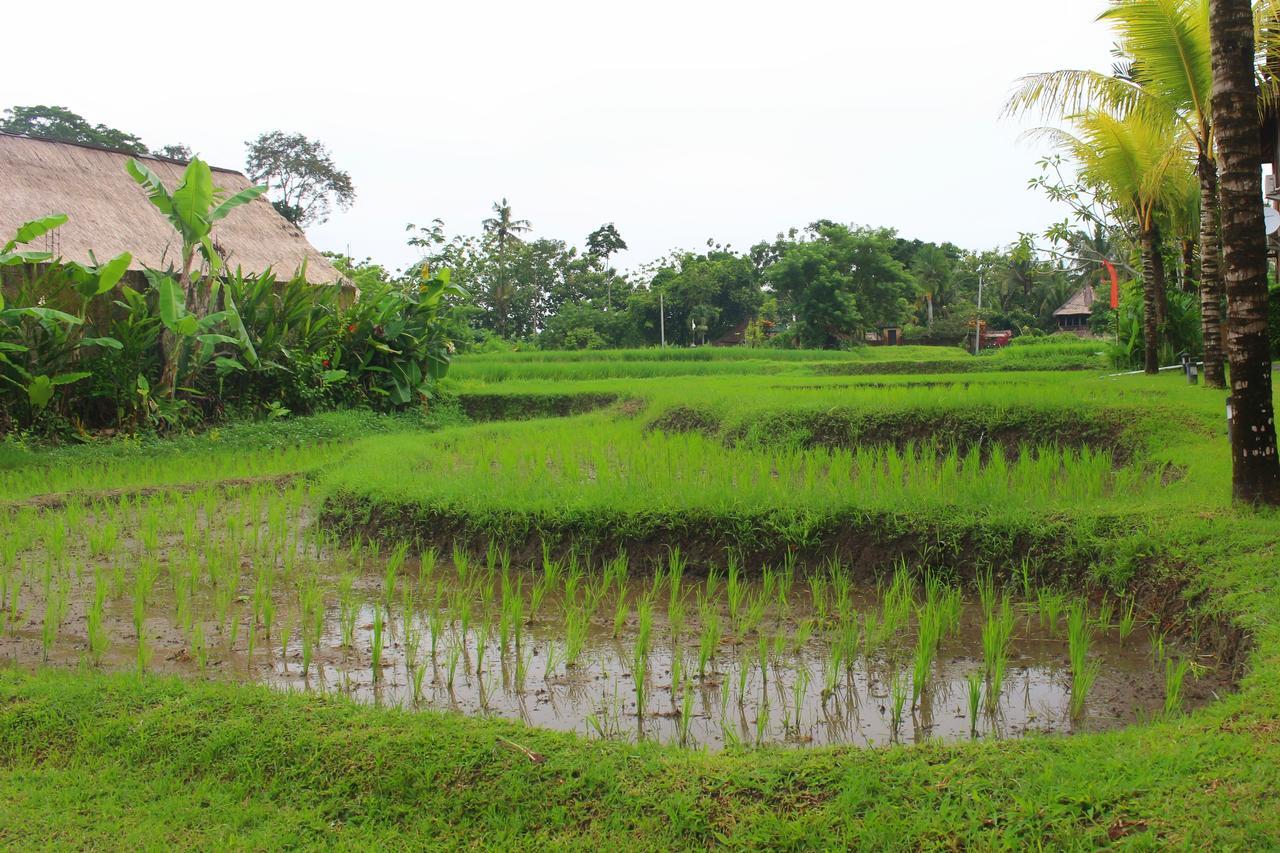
[1053,285,1096,334]
[0,132,345,284]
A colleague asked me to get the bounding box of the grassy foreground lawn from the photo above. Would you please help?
[2,353,1279,848]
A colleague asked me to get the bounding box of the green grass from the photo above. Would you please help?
[2,349,1280,846]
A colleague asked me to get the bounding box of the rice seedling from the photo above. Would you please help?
[1094,595,1115,631]
[191,621,208,673]
[981,593,1014,706]
[41,577,68,662]
[698,608,721,677]
[822,639,844,699]
[403,590,422,675]
[912,600,944,704]
[452,543,472,588]
[632,597,653,717]
[1164,656,1190,717]
[515,645,532,690]
[612,586,630,638]
[86,574,109,666]
[1151,630,1167,664]
[279,615,293,671]
[756,633,770,686]
[791,667,810,733]
[1118,598,1139,645]
[411,661,427,703]
[563,607,589,668]
[543,639,561,680]
[726,557,745,625]
[1037,587,1065,636]
[299,577,325,678]
[428,583,445,660]
[371,606,385,682]
[791,618,814,654]
[808,574,829,625]
[668,587,687,645]
[966,671,983,735]
[738,588,770,639]
[447,635,464,688]
[1068,601,1100,718]
[889,669,909,739]
[529,576,551,625]
[336,572,358,650]
[474,619,491,675]
[383,541,410,610]
[678,682,695,746]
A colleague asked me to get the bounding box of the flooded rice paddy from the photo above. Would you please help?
[0,483,1227,749]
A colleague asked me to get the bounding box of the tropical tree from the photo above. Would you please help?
[764,224,916,348]
[1038,110,1191,373]
[482,199,533,338]
[586,223,628,310]
[0,105,147,154]
[1209,0,1280,504]
[244,131,355,227]
[907,244,953,326]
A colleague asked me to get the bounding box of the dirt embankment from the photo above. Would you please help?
[646,405,1140,464]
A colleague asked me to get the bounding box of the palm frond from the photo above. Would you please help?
[1003,69,1147,119]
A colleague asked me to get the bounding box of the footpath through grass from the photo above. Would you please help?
[2,350,1279,847]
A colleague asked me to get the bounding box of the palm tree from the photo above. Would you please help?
[1208,0,1280,504]
[482,199,531,338]
[909,244,953,326]
[482,198,531,254]
[1005,0,1280,387]
[1039,109,1192,373]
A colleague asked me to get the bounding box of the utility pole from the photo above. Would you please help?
[659,290,666,348]
[973,275,984,356]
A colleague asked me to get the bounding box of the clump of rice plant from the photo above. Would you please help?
[981,593,1015,708]
[86,575,109,666]
[1037,587,1066,636]
[1068,601,1100,718]
[790,667,810,734]
[632,597,653,717]
[966,671,983,736]
[912,597,945,705]
[1164,655,1190,717]
[1118,598,1139,645]
[698,606,721,677]
[563,607,589,668]
[371,605,385,682]
[889,669,909,740]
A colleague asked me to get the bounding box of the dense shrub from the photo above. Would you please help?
[1,220,465,438]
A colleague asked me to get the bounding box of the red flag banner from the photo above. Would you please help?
[1102,260,1119,309]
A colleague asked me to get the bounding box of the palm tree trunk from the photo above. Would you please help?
[926,294,934,326]
[1150,222,1170,332]
[1209,0,1280,504]
[1138,226,1163,374]
[1181,238,1196,293]
[1197,153,1227,389]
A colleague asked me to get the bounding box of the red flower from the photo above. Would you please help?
[347,323,358,334]
[322,359,331,368]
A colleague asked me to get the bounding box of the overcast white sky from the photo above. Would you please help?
[7,0,1115,272]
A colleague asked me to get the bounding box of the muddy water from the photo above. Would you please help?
[0,492,1229,749]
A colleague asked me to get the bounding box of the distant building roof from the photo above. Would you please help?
[0,132,344,283]
[1053,285,1096,317]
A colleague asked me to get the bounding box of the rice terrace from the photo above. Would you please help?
[4,0,1280,849]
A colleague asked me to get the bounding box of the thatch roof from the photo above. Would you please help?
[0,132,345,284]
[1053,285,1096,317]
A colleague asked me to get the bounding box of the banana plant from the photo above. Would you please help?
[125,157,267,395]
[145,271,258,389]
[1,216,124,418]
